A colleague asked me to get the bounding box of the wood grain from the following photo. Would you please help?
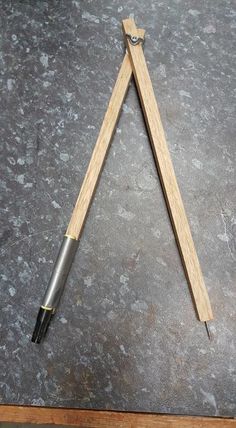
[122,18,213,322]
[66,30,145,239]
[1,405,235,427]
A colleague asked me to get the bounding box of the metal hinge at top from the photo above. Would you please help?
[126,33,145,46]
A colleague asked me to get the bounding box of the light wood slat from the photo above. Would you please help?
[66,30,145,239]
[1,405,235,427]
[122,18,213,322]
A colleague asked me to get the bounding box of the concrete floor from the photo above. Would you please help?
[0,0,235,418]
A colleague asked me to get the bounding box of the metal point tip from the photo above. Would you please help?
[205,321,213,341]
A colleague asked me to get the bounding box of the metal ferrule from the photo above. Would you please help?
[42,235,79,310]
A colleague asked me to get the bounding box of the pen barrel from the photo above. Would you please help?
[42,235,79,310]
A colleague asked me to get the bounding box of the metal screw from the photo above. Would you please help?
[131,36,138,43]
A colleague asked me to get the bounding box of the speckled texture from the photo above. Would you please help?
[0,0,235,417]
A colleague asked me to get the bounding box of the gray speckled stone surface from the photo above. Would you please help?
[0,0,235,418]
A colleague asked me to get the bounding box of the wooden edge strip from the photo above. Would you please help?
[0,405,235,427]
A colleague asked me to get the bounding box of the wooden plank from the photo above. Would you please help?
[1,405,235,427]
[122,18,213,322]
[66,30,145,239]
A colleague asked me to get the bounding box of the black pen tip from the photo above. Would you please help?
[32,307,53,344]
